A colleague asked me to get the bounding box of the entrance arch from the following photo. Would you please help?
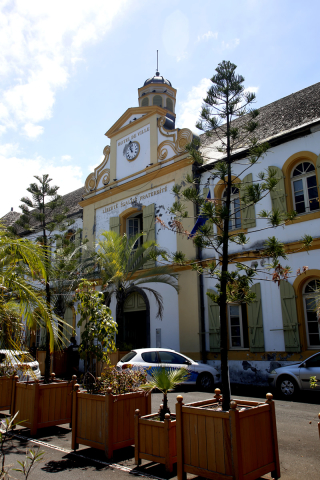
[117,288,150,349]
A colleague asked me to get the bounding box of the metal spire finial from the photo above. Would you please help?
[156,50,159,76]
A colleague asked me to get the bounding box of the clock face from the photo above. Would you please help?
[126,141,140,161]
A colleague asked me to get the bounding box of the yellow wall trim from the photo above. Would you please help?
[79,156,193,208]
[105,106,168,138]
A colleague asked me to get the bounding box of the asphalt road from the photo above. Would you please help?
[1,386,320,480]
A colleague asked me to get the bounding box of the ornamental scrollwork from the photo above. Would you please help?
[157,116,193,161]
[84,145,111,193]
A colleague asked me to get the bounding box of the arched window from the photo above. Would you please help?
[303,279,320,348]
[291,162,319,214]
[153,95,162,107]
[141,97,149,107]
[223,186,241,230]
[166,98,173,112]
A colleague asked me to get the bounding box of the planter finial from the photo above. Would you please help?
[266,393,273,403]
[214,388,221,402]
[165,413,170,419]
[230,401,237,409]
[176,395,183,403]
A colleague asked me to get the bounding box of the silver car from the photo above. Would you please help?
[0,350,41,380]
[116,347,220,391]
[268,352,320,398]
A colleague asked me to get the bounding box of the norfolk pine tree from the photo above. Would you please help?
[16,174,74,381]
[168,61,312,411]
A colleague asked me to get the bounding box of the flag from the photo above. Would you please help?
[189,189,211,238]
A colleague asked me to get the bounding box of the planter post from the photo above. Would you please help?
[266,393,280,479]
[105,387,114,459]
[134,409,141,466]
[30,380,40,436]
[72,384,80,450]
[10,376,19,415]
[164,413,173,472]
[229,400,242,479]
[176,395,185,480]
[318,413,320,439]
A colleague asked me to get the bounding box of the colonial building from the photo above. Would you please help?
[3,74,320,385]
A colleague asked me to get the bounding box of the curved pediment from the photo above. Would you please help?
[85,146,111,194]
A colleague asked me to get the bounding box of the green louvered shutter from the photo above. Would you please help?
[25,327,31,348]
[269,166,287,215]
[207,289,220,352]
[203,187,213,234]
[40,328,47,348]
[110,216,120,235]
[316,154,320,195]
[56,236,62,249]
[75,229,82,247]
[143,203,156,269]
[247,283,265,352]
[280,281,301,352]
[141,97,149,107]
[64,308,73,339]
[242,173,256,229]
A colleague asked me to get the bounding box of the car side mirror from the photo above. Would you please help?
[184,360,191,365]
[302,362,307,368]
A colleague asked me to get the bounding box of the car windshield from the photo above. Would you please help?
[120,351,137,362]
[9,353,33,363]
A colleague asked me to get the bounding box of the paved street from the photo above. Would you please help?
[1,387,320,480]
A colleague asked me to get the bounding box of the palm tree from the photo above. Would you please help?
[0,224,55,352]
[140,367,189,420]
[96,231,179,347]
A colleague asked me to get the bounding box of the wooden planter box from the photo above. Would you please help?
[71,386,151,458]
[135,411,177,472]
[11,374,76,435]
[176,390,280,480]
[0,376,15,412]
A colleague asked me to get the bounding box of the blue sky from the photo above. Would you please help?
[1,0,320,217]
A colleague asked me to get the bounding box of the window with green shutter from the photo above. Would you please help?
[109,216,121,235]
[142,203,156,269]
[141,97,149,107]
[280,280,301,352]
[247,283,265,352]
[166,98,173,112]
[207,290,220,352]
[269,166,287,215]
[241,173,256,228]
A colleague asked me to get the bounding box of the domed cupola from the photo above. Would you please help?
[143,72,172,87]
[138,54,177,119]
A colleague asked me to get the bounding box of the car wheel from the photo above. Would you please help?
[197,372,214,391]
[277,375,299,399]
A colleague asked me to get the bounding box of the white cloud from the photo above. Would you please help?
[177,78,211,131]
[23,123,44,138]
[0,153,84,217]
[197,31,218,42]
[0,0,130,138]
[245,86,259,95]
[221,38,240,50]
[61,155,72,162]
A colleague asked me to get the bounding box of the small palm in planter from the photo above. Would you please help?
[141,367,189,420]
[134,367,189,472]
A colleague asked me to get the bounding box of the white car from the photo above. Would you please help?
[0,350,41,381]
[116,348,220,391]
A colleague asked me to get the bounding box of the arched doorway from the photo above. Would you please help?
[117,290,150,349]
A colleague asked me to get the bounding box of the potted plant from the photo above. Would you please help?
[134,367,189,472]
[0,365,16,412]
[71,365,151,459]
[11,373,77,435]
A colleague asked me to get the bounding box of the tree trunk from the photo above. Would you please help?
[220,102,232,412]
